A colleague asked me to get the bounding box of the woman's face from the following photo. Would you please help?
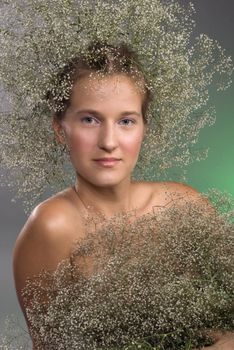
[56,74,146,187]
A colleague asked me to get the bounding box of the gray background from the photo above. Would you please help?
[1,0,234,337]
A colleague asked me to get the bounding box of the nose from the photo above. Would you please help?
[97,122,118,152]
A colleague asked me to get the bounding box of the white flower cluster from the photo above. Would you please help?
[0,0,233,212]
[0,190,231,350]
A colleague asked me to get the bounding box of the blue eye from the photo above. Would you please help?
[81,116,98,124]
[119,118,135,126]
[80,116,135,126]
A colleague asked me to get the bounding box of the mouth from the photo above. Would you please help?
[94,158,121,161]
[93,159,121,167]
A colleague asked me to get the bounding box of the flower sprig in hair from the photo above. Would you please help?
[0,0,233,212]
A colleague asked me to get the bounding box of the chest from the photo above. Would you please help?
[67,183,172,278]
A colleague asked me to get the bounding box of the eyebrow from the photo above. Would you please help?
[75,109,142,117]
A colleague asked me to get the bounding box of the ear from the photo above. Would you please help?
[52,116,65,145]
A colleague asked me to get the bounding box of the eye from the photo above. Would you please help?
[119,118,136,126]
[80,116,98,125]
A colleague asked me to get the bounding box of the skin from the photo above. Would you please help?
[54,74,148,218]
[12,73,233,349]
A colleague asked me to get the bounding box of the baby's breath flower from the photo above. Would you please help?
[0,0,233,213]
[1,189,232,349]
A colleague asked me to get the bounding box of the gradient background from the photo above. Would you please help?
[0,0,233,335]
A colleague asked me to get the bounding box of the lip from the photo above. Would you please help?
[94,158,121,161]
[93,158,121,167]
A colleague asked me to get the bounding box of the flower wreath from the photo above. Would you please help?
[0,0,232,212]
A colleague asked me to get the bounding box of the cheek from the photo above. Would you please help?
[122,132,143,157]
[68,130,96,153]
[65,127,144,159]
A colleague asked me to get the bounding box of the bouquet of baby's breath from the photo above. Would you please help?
[6,190,230,350]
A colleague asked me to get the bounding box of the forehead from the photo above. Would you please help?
[69,74,143,107]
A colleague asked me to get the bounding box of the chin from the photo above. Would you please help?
[87,173,130,187]
[92,178,124,187]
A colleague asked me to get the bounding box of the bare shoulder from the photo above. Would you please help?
[12,189,84,320]
[12,190,84,344]
[13,189,83,273]
[151,181,214,212]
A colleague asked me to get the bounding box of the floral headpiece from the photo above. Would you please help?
[0,0,232,212]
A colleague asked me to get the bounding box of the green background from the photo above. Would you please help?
[0,0,233,330]
[180,0,234,196]
[186,88,234,196]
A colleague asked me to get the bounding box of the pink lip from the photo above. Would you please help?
[94,159,121,167]
[94,158,121,161]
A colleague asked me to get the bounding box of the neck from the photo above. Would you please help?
[74,176,137,218]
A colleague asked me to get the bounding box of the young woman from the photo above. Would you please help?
[12,43,233,349]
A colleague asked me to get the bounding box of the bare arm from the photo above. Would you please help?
[13,200,79,349]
